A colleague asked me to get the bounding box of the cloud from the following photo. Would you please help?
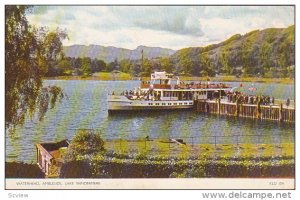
[27,6,294,49]
[131,6,204,36]
[199,6,294,43]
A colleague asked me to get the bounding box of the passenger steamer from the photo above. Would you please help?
[107,71,232,112]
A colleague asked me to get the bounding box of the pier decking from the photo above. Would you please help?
[195,99,295,122]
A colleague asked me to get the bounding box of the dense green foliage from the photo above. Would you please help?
[64,129,105,162]
[60,151,294,178]
[46,56,107,77]
[171,26,295,78]
[136,25,294,77]
[60,131,294,178]
[5,5,67,130]
[51,56,174,77]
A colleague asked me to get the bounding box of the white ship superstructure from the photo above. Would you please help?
[107,71,232,112]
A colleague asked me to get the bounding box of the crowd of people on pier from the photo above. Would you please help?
[226,91,275,105]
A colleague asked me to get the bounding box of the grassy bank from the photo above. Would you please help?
[104,140,294,159]
[93,72,132,80]
[60,141,294,178]
[44,73,294,84]
[44,72,132,81]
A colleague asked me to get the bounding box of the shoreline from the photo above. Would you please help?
[6,142,294,178]
[43,75,294,84]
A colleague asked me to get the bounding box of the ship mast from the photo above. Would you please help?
[141,49,144,72]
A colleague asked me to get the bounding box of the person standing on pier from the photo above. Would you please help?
[271,97,275,105]
[286,98,290,107]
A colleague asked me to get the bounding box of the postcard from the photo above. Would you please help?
[5,4,295,190]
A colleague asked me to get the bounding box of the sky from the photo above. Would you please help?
[27,6,294,50]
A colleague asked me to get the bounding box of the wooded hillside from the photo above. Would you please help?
[171,25,294,78]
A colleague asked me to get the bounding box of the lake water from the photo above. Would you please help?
[6,80,295,163]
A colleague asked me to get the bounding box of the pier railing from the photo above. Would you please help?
[111,134,294,146]
[275,99,295,108]
[195,99,295,122]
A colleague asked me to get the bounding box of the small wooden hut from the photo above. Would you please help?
[36,139,69,177]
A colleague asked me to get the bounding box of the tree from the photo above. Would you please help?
[96,59,107,72]
[220,50,230,74]
[70,57,82,75]
[241,38,254,76]
[119,59,132,73]
[60,129,106,178]
[44,31,67,69]
[56,57,72,75]
[130,64,141,76]
[106,62,114,72]
[160,57,172,73]
[80,57,92,76]
[142,59,152,76]
[259,42,272,75]
[199,53,214,76]
[64,129,105,161]
[106,59,120,72]
[91,59,106,73]
[5,5,67,131]
[73,57,82,69]
[178,57,193,75]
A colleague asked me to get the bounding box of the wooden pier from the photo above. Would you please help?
[195,99,295,122]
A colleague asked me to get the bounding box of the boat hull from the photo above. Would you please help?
[107,95,194,112]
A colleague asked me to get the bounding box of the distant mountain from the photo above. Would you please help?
[63,45,176,62]
[171,25,295,77]
[63,26,294,78]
